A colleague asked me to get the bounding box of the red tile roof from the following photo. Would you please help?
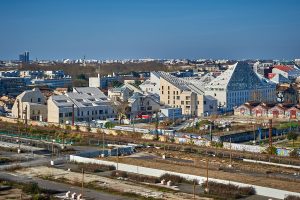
[274,65,293,72]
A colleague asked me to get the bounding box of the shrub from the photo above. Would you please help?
[159,173,185,184]
[78,163,115,173]
[111,170,128,178]
[284,195,300,200]
[104,122,115,129]
[201,181,255,198]
[23,182,40,194]
[111,171,159,183]
[127,173,159,184]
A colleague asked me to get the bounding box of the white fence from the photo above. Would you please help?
[70,155,300,199]
[223,142,267,153]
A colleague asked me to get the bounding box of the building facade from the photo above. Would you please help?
[159,71,217,117]
[0,77,27,97]
[205,62,276,112]
[11,88,47,121]
[48,87,116,124]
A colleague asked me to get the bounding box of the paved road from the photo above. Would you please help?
[0,172,130,200]
[0,156,50,170]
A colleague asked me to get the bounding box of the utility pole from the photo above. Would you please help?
[132,112,135,133]
[253,124,256,144]
[193,181,196,199]
[205,157,209,193]
[102,129,105,157]
[209,122,212,141]
[51,139,54,161]
[72,104,75,126]
[81,168,84,198]
[229,137,232,167]
[117,147,119,170]
[269,119,273,155]
[155,110,159,140]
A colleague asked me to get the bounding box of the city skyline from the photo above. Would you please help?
[1,0,300,60]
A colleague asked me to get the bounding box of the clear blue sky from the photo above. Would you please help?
[1,0,300,60]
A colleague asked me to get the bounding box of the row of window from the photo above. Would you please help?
[59,109,114,118]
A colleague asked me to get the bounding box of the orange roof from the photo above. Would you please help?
[274,65,293,72]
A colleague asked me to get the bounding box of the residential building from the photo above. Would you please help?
[0,77,27,97]
[272,65,300,81]
[159,71,217,117]
[89,74,121,89]
[139,72,161,95]
[234,102,300,119]
[160,107,182,119]
[11,88,47,121]
[0,70,20,77]
[128,92,161,115]
[108,83,141,102]
[276,84,298,104]
[30,78,72,88]
[268,73,291,84]
[205,62,276,112]
[48,87,116,124]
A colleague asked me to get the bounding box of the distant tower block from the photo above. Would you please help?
[83,55,86,67]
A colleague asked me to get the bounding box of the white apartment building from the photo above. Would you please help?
[139,72,161,95]
[108,83,141,102]
[128,92,161,115]
[48,87,116,124]
[205,62,276,111]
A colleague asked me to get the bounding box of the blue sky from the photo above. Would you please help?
[0,0,300,60]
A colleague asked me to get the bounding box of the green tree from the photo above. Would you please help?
[104,122,115,129]
[266,146,277,155]
[287,132,298,147]
[76,73,87,80]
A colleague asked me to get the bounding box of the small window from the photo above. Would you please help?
[38,98,41,102]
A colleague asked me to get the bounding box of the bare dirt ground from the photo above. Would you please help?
[15,166,211,200]
[0,188,31,200]
[101,152,300,193]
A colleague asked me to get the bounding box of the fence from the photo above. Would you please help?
[223,142,267,153]
[69,155,300,199]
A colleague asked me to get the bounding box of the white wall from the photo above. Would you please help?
[70,155,300,199]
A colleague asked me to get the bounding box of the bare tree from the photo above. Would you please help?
[111,101,130,124]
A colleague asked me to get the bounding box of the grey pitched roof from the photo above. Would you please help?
[206,62,275,91]
[158,71,205,95]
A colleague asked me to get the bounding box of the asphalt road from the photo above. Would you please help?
[0,172,130,200]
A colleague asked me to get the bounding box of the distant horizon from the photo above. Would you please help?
[1,55,299,62]
[1,0,300,60]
